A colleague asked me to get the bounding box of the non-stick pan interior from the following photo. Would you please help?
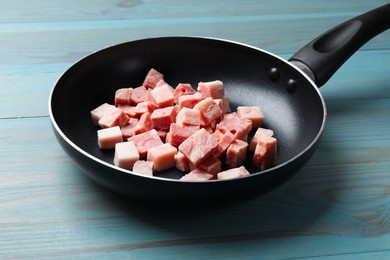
[51,37,325,179]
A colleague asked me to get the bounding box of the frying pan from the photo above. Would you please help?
[49,4,390,203]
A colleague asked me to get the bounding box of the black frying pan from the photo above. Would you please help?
[49,4,390,203]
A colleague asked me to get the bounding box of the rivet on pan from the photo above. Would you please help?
[269,67,280,81]
[287,79,298,93]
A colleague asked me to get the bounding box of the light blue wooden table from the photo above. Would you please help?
[1,1,390,259]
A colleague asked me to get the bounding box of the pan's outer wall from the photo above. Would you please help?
[50,37,326,201]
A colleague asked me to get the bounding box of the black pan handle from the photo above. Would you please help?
[289,3,390,87]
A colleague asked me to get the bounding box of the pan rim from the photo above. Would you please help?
[48,35,327,183]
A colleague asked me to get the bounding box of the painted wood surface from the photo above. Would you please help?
[1,1,390,259]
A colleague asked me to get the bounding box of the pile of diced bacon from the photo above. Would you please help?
[90,68,277,181]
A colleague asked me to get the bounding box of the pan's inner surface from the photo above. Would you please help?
[51,37,325,179]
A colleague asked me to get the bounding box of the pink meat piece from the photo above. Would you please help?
[180,168,214,181]
[90,103,115,125]
[150,106,176,131]
[197,156,221,178]
[150,83,175,108]
[178,92,204,109]
[117,105,137,118]
[135,101,157,116]
[193,97,223,125]
[213,131,236,158]
[237,106,264,128]
[132,160,154,176]
[222,96,231,113]
[120,118,139,139]
[174,151,190,172]
[197,80,225,99]
[131,86,151,104]
[173,83,196,103]
[254,136,277,171]
[155,79,175,92]
[249,128,274,152]
[167,123,200,147]
[178,128,218,166]
[211,130,224,141]
[142,68,164,89]
[175,107,201,126]
[216,112,252,141]
[157,130,167,142]
[98,107,129,128]
[147,143,177,171]
[134,112,154,135]
[225,139,248,169]
[128,129,164,157]
[217,166,250,180]
[115,88,133,106]
[97,126,123,150]
[114,141,139,170]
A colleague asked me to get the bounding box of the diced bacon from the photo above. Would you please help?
[91,103,116,125]
[249,128,274,152]
[97,126,123,150]
[237,106,264,128]
[173,83,196,103]
[254,136,277,171]
[216,112,252,141]
[167,123,199,147]
[180,168,214,181]
[222,96,231,113]
[193,97,223,125]
[147,143,177,171]
[197,156,221,178]
[150,83,175,108]
[115,88,133,106]
[211,130,224,141]
[114,141,139,170]
[178,128,218,166]
[226,139,248,169]
[178,92,204,109]
[157,130,167,142]
[131,86,150,104]
[98,107,129,128]
[155,79,175,92]
[214,131,235,158]
[135,101,157,115]
[133,112,153,135]
[174,151,190,172]
[150,106,176,131]
[217,166,250,180]
[128,129,164,157]
[176,107,201,126]
[142,68,164,89]
[132,160,154,176]
[120,118,139,138]
[197,80,225,99]
[117,105,137,118]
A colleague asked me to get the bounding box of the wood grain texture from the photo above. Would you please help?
[1,0,390,259]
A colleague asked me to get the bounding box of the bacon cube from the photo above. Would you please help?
[176,107,201,126]
[91,103,115,125]
[213,131,235,158]
[131,86,152,104]
[147,143,178,171]
[178,92,204,109]
[120,118,139,139]
[249,128,274,152]
[254,136,277,171]
[222,96,231,113]
[226,139,248,169]
[197,80,225,99]
[197,156,221,178]
[114,141,139,170]
[128,129,164,157]
[178,128,218,166]
[167,123,199,147]
[237,106,264,128]
[180,169,214,181]
[150,106,176,131]
[135,101,157,116]
[193,97,223,125]
[117,104,137,118]
[98,107,129,128]
[115,88,133,106]
[174,151,190,172]
[97,126,123,150]
[173,83,196,103]
[132,160,154,176]
[216,112,252,141]
[142,68,164,89]
[217,166,250,180]
[133,112,153,135]
[150,83,175,108]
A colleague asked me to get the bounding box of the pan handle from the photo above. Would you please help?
[289,3,390,87]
